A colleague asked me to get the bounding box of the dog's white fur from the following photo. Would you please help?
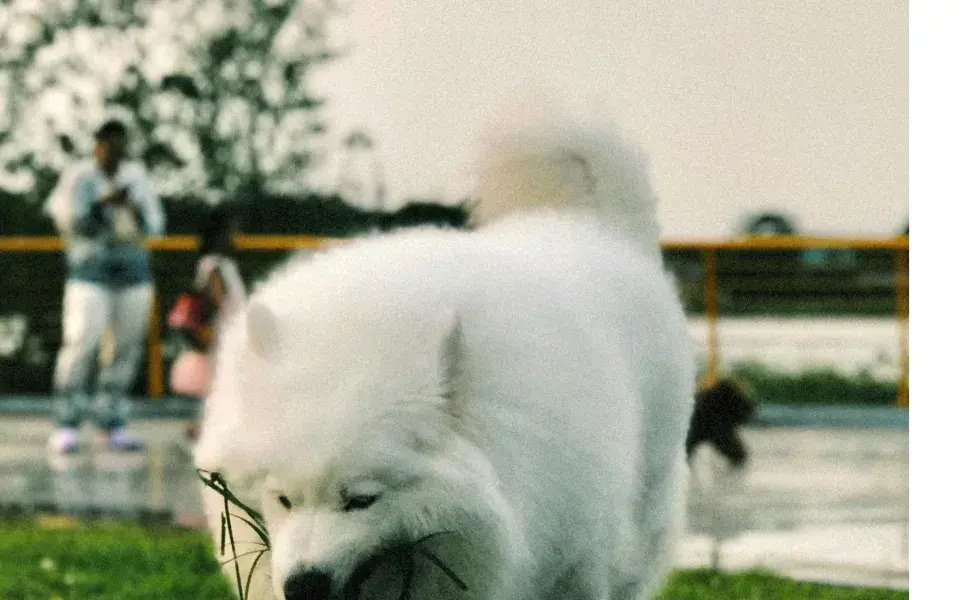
[194,115,695,600]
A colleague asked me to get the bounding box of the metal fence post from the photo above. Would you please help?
[896,248,909,408]
[703,249,721,385]
[148,293,164,398]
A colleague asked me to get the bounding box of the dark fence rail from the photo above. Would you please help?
[0,235,909,405]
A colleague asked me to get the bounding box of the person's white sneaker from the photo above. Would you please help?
[105,428,144,452]
[48,427,81,454]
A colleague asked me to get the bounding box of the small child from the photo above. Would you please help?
[193,203,247,324]
[168,203,246,439]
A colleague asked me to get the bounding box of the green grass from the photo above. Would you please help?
[729,362,900,406]
[665,570,907,599]
[0,520,907,599]
[0,519,234,600]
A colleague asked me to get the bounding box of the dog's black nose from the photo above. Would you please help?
[283,567,335,600]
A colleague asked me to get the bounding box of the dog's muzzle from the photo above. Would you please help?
[283,556,385,600]
[283,566,336,600]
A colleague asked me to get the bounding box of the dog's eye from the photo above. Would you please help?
[277,494,292,510]
[341,491,379,512]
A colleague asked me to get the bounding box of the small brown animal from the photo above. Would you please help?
[686,379,757,467]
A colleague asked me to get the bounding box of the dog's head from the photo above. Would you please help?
[694,378,756,426]
[257,416,517,600]
[686,378,757,465]
[195,264,524,599]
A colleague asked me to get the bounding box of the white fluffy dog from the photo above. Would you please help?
[194,116,695,600]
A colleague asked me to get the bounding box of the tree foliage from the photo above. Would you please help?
[0,0,340,204]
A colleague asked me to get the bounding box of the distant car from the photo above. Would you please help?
[742,212,797,237]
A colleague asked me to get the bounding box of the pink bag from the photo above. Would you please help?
[169,350,212,397]
[167,292,211,331]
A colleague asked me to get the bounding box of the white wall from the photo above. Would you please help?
[644,1,909,238]
[315,0,908,238]
[687,317,903,381]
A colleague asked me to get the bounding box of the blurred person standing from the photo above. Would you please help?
[44,119,165,453]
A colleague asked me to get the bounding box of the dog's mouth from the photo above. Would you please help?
[344,532,469,600]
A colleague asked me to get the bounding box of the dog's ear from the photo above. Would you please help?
[245,302,279,359]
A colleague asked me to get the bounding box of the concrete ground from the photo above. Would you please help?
[0,416,908,590]
[682,427,908,589]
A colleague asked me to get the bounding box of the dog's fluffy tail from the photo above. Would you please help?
[471,109,663,258]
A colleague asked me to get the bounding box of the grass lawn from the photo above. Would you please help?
[0,519,908,599]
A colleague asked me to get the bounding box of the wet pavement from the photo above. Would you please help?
[0,414,908,589]
[0,417,203,525]
[681,427,908,589]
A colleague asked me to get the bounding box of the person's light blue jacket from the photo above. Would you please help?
[45,160,165,288]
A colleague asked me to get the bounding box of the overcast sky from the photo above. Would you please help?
[316,0,907,238]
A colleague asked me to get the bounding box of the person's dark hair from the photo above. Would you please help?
[94,119,128,142]
[199,202,240,257]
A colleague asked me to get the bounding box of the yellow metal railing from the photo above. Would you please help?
[687,237,910,408]
[0,234,909,407]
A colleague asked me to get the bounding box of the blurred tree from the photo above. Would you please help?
[0,0,340,204]
[0,0,152,202]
